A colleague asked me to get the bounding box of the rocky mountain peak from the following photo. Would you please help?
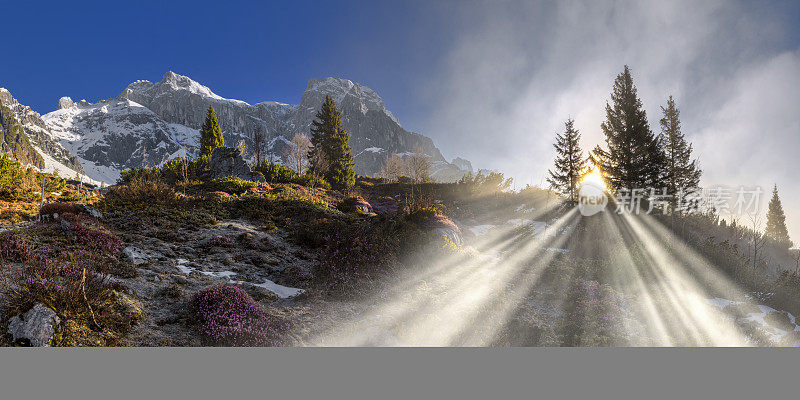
[0,87,16,107]
[58,97,74,109]
[0,88,85,175]
[301,77,399,125]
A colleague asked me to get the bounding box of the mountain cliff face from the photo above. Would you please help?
[0,88,85,177]
[36,72,470,184]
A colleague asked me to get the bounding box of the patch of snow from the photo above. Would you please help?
[469,225,496,236]
[175,258,237,280]
[506,219,548,235]
[200,270,238,279]
[705,298,734,309]
[239,279,304,299]
[515,204,536,213]
[32,146,102,186]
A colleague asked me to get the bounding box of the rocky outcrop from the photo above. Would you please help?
[58,97,74,109]
[425,214,463,246]
[0,88,84,174]
[338,196,374,214]
[7,303,61,347]
[205,147,266,183]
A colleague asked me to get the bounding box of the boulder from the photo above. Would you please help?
[204,147,266,183]
[123,246,148,265]
[39,202,103,220]
[338,196,374,214]
[7,303,61,347]
[426,214,463,246]
[78,204,103,219]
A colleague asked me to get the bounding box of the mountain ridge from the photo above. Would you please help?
[28,72,470,184]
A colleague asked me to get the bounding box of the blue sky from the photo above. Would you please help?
[0,0,453,127]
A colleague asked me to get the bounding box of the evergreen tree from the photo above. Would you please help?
[199,105,224,158]
[309,96,355,189]
[592,65,664,192]
[659,96,701,210]
[765,184,792,248]
[546,118,588,203]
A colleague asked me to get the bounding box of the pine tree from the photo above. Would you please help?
[592,65,664,192]
[199,105,224,158]
[659,96,701,210]
[765,184,792,248]
[309,96,355,189]
[546,118,588,203]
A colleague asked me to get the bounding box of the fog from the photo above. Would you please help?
[416,0,800,242]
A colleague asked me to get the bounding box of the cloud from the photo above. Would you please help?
[418,0,800,240]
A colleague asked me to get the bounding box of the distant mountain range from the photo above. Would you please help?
[0,72,472,185]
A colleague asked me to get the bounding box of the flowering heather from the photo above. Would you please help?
[191,284,288,346]
[207,235,233,248]
[316,232,386,296]
[63,221,122,256]
[423,214,461,234]
[8,253,111,319]
[0,232,31,261]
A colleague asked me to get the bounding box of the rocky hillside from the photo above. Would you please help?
[39,72,471,184]
[0,88,84,177]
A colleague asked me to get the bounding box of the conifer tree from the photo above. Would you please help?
[765,184,792,248]
[309,96,355,189]
[592,65,664,192]
[659,96,701,209]
[199,105,224,158]
[547,118,588,203]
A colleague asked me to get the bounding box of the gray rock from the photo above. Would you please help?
[124,246,148,265]
[7,303,61,347]
[205,147,266,183]
[60,218,71,233]
[79,204,103,219]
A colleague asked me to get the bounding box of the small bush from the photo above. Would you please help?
[0,154,64,200]
[297,174,331,190]
[206,177,259,194]
[252,161,331,189]
[253,161,298,183]
[105,175,177,206]
[0,232,31,262]
[190,284,289,346]
[40,202,83,216]
[5,255,113,327]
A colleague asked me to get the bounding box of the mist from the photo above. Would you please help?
[416,0,800,241]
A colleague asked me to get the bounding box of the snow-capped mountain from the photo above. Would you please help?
[28,71,470,184]
[0,87,89,181]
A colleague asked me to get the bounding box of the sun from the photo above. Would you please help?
[581,165,606,191]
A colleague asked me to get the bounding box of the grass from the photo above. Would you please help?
[1,210,138,346]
